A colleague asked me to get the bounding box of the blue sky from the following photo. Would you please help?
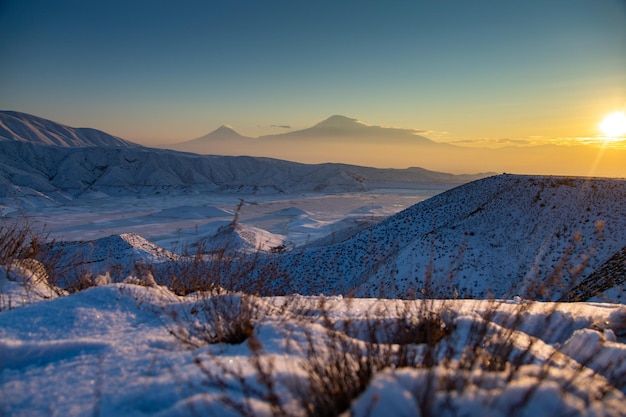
[1,0,625,144]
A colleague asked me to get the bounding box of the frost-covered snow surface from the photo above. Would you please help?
[1,276,626,417]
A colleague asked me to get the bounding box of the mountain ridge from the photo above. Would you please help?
[0,141,490,207]
[0,110,140,148]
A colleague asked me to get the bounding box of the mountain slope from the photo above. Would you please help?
[256,175,626,299]
[0,111,140,148]
[559,246,626,302]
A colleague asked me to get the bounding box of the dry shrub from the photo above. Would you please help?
[166,292,263,348]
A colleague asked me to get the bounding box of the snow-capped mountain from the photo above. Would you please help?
[0,141,488,206]
[252,174,626,300]
[0,110,140,148]
[159,115,439,164]
[259,115,436,144]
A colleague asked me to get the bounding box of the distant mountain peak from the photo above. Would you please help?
[200,125,251,140]
[215,124,236,133]
[314,115,363,129]
[207,124,248,138]
[178,125,253,145]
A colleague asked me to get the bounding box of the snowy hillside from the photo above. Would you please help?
[0,141,488,206]
[0,110,140,148]
[250,175,626,300]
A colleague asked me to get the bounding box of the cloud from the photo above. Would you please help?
[495,138,531,145]
[448,136,626,149]
[449,137,534,148]
[418,130,449,140]
[270,124,291,129]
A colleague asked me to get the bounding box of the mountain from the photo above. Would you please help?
[0,141,490,206]
[242,174,626,300]
[159,115,470,172]
[166,125,256,154]
[159,115,626,177]
[259,115,436,145]
[0,110,140,148]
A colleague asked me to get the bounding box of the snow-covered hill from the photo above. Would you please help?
[255,175,626,300]
[198,222,286,255]
[0,111,140,148]
[0,141,488,206]
[47,233,178,286]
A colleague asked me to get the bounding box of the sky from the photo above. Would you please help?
[1,0,625,147]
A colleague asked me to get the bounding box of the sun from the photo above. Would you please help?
[599,112,626,137]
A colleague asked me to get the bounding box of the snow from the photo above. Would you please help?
[150,205,232,219]
[0,261,64,309]
[1,277,625,416]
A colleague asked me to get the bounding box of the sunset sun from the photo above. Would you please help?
[599,111,626,137]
